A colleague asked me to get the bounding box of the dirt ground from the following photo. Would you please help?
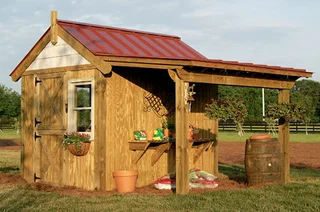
[1,138,319,196]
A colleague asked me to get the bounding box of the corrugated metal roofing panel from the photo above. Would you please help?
[58,20,207,60]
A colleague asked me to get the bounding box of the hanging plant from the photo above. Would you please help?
[266,103,309,124]
[204,98,248,137]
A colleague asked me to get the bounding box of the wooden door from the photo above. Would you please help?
[34,72,66,184]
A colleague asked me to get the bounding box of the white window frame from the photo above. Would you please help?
[68,78,94,140]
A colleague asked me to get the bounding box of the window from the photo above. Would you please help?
[68,79,94,140]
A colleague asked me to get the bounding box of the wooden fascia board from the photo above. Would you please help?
[10,29,51,82]
[102,55,192,66]
[107,61,182,70]
[176,69,295,89]
[57,25,111,75]
[191,61,313,79]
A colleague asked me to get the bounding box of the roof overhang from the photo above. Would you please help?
[101,56,313,89]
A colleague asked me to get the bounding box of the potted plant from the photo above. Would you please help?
[162,116,170,138]
[62,132,91,156]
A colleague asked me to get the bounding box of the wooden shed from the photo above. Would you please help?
[11,11,312,194]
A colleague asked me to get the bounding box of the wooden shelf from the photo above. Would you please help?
[128,139,215,165]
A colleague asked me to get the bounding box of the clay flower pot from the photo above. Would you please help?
[164,129,170,138]
[145,131,154,141]
[112,170,138,193]
[67,142,90,156]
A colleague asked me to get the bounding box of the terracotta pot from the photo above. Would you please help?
[188,131,193,140]
[164,129,170,138]
[145,131,154,141]
[67,142,90,156]
[112,170,138,193]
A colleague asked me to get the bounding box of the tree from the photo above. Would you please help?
[291,79,320,122]
[0,84,21,119]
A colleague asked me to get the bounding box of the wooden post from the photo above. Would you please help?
[50,11,58,45]
[175,75,189,194]
[213,119,219,175]
[278,89,290,184]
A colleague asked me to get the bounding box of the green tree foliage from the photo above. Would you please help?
[291,79,320,122]
[218,79,320,122]
[0,84,21,119]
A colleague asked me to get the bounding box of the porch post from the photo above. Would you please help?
[175,74,189,194]
[278,89,290,183]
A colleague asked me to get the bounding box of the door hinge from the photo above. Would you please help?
[35,118,42,127]
[35,78,42,86]
[34,173,41,182]
[34,132,42,141]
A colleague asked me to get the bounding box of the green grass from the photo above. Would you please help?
[0,180,319,211]
[0,150,20,174]
[0,129,21,140]
[218,131,320,142]
[1,134,320,211]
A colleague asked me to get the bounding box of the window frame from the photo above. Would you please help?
[67,78,94,140]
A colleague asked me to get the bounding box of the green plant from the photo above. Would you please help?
[266,103,308,123]
[205,98,248,137]
[62,132,91,153]
[161,116,169,129]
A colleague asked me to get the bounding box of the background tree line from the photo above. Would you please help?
[218,79,320,122]
[0,84,21,126]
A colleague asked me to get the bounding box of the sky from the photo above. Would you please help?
[1,0,319,92]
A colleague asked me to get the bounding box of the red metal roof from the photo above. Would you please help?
[58,20,307,73]
[57,20,207,61]
[207,59,306,72]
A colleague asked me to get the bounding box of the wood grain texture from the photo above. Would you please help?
[93,69,107,190]
[105,68,174,190]
[175,76,189,194]
[177,69,296,89]
[188,84,217,174]
[278,89,290,184]
[21,75,35,182]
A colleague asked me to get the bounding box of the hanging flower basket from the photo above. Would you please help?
[62,132,91,156]
[67,142,91,156]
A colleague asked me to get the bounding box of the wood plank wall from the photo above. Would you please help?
[21,66,219,191]
[188,83,218,173]
[62,69,96,190]
[105,68,174,190]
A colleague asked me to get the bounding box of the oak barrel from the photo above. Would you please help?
[245,134,282,186]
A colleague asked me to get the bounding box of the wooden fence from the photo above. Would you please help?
[219,120,320,133]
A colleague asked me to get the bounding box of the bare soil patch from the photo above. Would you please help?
[1,139,319,196]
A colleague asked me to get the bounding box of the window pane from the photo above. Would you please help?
[75,85,91,107]
[77,110,91,132]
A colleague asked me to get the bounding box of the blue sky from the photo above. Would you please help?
[1,0,319,92]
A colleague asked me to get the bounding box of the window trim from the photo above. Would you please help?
[67,78,94,140]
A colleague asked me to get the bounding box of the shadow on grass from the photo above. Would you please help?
[218,163,247,183]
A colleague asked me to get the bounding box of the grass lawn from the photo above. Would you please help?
[0,129,21,140]
[1,149,320,211]
[1,132,320,211]
[218,131,320,142]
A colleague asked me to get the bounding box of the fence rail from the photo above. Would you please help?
[219,121,320,133]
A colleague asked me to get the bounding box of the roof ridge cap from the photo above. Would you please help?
[57,19,181,39]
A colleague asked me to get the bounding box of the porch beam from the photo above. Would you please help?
[175,75,189,194]
[278,89,290,184]
[176,69,296,89]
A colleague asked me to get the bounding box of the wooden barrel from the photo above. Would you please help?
[245,134,282,186]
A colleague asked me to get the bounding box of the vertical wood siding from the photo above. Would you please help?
[21,75,35,183]
[188,83,218,173]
